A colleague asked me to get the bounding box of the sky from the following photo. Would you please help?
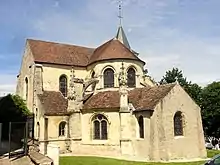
[0,0,220,96]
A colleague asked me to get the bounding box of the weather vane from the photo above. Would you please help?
[118,0,123,26]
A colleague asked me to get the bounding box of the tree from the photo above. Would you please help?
[0,94,31,139]
[200,82,220,137]
[159,68,202,105]
[0,94,31,122]
[160,68,188,87]
[186,83,202,106]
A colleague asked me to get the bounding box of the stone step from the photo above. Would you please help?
[10,156,34,165]
[29,150,52,165]
[0,158,11,165]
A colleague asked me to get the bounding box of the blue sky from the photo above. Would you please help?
[0,0,220,95]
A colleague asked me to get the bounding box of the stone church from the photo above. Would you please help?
[16,25,207,161]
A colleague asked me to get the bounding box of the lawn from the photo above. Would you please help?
[60,150,220,165]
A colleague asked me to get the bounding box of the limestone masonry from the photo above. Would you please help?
[16,25,207,161]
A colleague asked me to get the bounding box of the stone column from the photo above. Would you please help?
[118,62,134,156]
[66,67,82,152]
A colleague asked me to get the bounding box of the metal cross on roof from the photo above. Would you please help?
[118,0,123,26]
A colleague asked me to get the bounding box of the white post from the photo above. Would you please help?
[47,143,60,165]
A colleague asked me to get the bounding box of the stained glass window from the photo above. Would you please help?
[59,121,66,136]
[93,114,108,140]
[174,111,183,136]
[59,75,67,97]
[138,116,144,138]
[127,68,136,87]
[104,68,114,88]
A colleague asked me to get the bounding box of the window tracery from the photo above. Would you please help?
[59,121,66,136]
[92,114,108,140]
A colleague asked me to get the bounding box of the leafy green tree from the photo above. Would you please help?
[159,68,188,87]
[185,83,202,106]
[159,68,202,105]
[200,82,220,137]
[0,94,30,122]
[0,94,31,139]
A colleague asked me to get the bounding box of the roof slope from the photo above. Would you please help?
[37,84,176,114]
[28,39,94,66]
[83,83,176,111]
[129,83,176,111]
[27,37,144,66]
[38,91,68,115]
[83,91,120,110]
[89,39,144,64]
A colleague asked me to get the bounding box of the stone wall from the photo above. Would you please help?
[16,42,35,112]
[149,84,206,161]
[131,111,151,160]
[41,64,87,94]
[88,60,155,90]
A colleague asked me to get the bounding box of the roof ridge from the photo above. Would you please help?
[27,38,95,50]
[158,82,177,87]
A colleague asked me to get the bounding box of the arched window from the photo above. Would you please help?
[25,77,28,101]
[174,111,183,136]
[92,114,108,140]
[59,121,66,136]
[127,68,136,87]
[138,116,144,138]
[59,75,67,97]
[104,68,114,88]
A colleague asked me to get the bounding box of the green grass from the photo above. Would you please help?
[60,150,220,165]
[207,149,220,158]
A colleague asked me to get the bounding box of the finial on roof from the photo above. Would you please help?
[115,0,139,56]
[118,0,123,26]
[68,66,76,100]
[115,0,132,50]
[118,62,127,86]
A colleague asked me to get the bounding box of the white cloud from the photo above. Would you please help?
[0,74,16,96]
[26,0,220,88]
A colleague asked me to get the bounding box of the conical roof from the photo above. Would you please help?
[89,39,144,65]
[115,26,131,50]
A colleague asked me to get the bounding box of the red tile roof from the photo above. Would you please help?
[28,39,94,67]
[37,84,176,115]
[129,83,176,111]
[83,91,120,110]
[83,83,176,111]
[27,38,144,66]
[38,91,68,116]
[89,39,144,65]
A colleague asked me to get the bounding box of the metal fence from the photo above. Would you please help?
[0,114,34,158]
